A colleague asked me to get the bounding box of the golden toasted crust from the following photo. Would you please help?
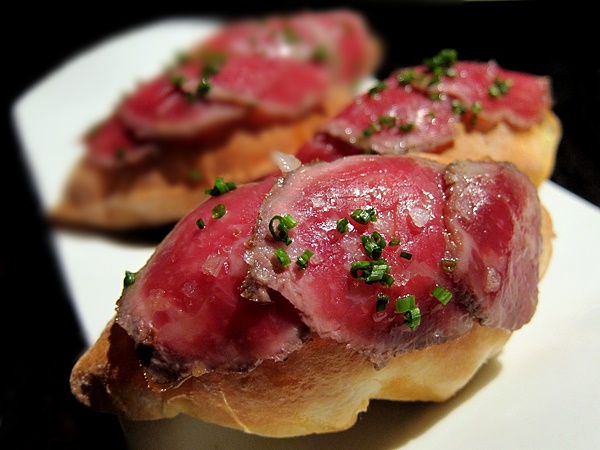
[415,111,561,187]
[69,207,553,437]
[70,320,510,437]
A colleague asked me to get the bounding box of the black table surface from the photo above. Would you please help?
[2,1,598,449]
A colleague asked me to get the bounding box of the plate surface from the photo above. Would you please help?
[12,18,600,449]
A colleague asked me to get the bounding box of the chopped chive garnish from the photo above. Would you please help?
[488,77,513,98]
[362,122,381,138]
[296,249,314,270]
[350,260,371,277]
[451,99,467,115]
[269,214,298,245]
[368,81,387,97]
[311,45,328,62]
[212,204,226,219]
[403,307,421,329]
[365,260,391,285]
[170,75,184,88]
[351,260,394,286]
[205,177,237,196]
[400,251,412,260]
[423,48,458,78]
[337,217,349,233]
[432,285,452,305]
[378,115,397,128]
[471,101,483,114]
[123,270,136,288]
[398,122,415,133]
[350,208,377,225]
[389,238,400,246]
[395,294,416,313]
[376,293,389,312]
[361,232,385,260]
[274,248,291,266]
[441,258,457,272]
[196,78,211,96]
[196,218,205,229]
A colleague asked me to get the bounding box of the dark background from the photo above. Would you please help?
[2,1,598,449]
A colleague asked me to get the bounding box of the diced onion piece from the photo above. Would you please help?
[271,150,302,173]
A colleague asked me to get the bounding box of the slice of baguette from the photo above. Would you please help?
[51,88,353,231]
[69,202,553,438]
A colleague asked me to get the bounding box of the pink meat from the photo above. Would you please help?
[116,154,542,375]
[83,114,155,166]
[317,78,457,155]
[115,176,307,376]
[297,59,552,163]
[243,155,472,368]
[295,133,362,164]
[243,154,541,368]
[198,9,373,83]
[179,55,329,119]
[432,61,552,129]
[117,71,245,140]
[442,160,542,329]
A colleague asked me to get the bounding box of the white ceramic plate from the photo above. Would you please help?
[12,18,600,450]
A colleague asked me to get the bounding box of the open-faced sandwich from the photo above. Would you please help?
[70,49,560,438]
[50,9,382,231]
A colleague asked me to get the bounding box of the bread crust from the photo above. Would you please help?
[414,111,561,187]
[69,205,553,437]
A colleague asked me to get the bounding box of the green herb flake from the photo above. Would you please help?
[489,77,513,98]
[395,294,416,313]
[123,270,136,288]
[432,285,453,305]
[351,259,394,286]
[212,204,226,219]
[196,218,205,229]
[196,78,211,97]
[400,251,412,260]
[451,99,467,115]
[274,248,291,266]
[362,122,381,138]
[205,177,237,196]
[296,249,314,270]
[403,307,421,330]
[350,208,377,225]
[398,122,415,133]
[337,217,349,233]
[368,81,387,97]
[423,48,458,78]
[269,214,298,245]
[361,232,386,260]
[397,69,419,85]
[311,45,329,63]
[378,115,397,128]
[376,293,389,312]
[170,75,185,89]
